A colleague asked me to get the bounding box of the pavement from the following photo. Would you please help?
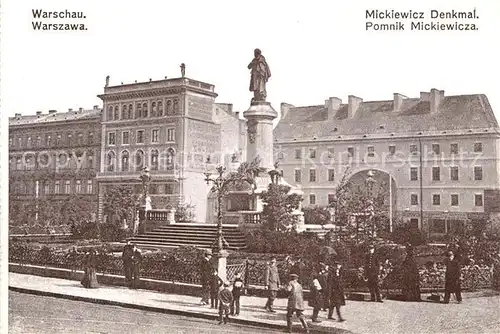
[9,272,500,334]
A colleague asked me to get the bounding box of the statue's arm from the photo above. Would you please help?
[247,60,254,69]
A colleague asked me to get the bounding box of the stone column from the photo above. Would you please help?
[166,209,176,224]
[243,101,278,170]
[214,250,229,283]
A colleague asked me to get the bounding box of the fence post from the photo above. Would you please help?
[244,259,250,295]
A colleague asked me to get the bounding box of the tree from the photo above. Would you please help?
[303,206,331,225]
[103,185,140,225]
[175,202,196,223]
[261,183,303,231]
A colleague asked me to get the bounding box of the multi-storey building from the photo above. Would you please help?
[8,107,102,228]
[274,89,500,236]
[96,76,245,223]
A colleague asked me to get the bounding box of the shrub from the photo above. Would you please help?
[391,224,427,246]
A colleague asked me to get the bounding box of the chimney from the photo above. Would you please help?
[79,107,83,112]
[393,93,407,112]
[227,104,233,113]
[93,105,99,110]
[347,95,363,118]
[326,97,342,120]
[68,108,73,112]
[15,113,21,118]
[235,112,240,118]
[48,110,57,114]
[420,92,430,101]
[36,111,42,116]
[280,102,295,120]
[430,88,445,113]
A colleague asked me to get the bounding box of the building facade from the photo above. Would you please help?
[273,89,500,236]
[96,76,246,223]
[8,107,102,232]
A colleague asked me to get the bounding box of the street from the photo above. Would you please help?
[9,292,287,334]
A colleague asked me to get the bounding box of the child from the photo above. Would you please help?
[231,273,244,316]
[218,281,234,325]
[210,269,223,309]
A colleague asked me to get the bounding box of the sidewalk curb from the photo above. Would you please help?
[9,286,290,331]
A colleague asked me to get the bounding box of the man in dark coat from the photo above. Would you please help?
[264,257,280,313]
[200,251,213,305]
[364,244,383,302]
[131,246,142,289]
[402,244,421,301]
[328,262,346,321]
[444,250,462,304]
[122,241,134,287]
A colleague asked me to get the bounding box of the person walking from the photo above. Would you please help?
[122,241,134,287]
[230,272,244,316]
[264,257,280,313]
[401,244,421,302]
[444,250,462,304]
[218,281,234,325]
[200,251,213,305]
[81,249,99,289]
[285,273,309,334]
[310,270,324,323]
[328,261,346,322]
[131,245,142,289]
[210,270,223,309]
[364,244,383,302]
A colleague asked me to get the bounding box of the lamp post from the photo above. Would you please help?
[203,165,229,282]
[365,170,377,240]
[138,167,151,233]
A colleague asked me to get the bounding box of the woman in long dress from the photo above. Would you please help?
[401,244,421,301]
[81,249,100,288]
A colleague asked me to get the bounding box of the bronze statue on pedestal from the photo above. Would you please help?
[248,49,271,103]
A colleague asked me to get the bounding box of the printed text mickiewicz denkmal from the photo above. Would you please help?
[366,9,478,20]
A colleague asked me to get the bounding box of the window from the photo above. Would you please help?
[108,132,116,145]
[431,219,446,234]
[107,106,113,120]
[474,142,483,153]
[450,143,458,154]
[9,138,13,147]
[474,166,483,180]
[309,194,316,205]
[27,137,32,148]
[87,180,93,194]
[128,104,133,119]
[78,133,84,145]
[450,167,459,181]
[294,169,301,183]
[410,144,418,155]
[36,136,42,147]
[113,106,119,120]
[18,137,22,148]
[64,180,71,194]
[328,169,335,182]
[309,148,316,159]
[432,167,440,181]
[158,101,163,116]
[389,145,396,155]
[327,147,335,159]
[75,180,82,193]
[173,99,179,112]
[295,149,302,159]
[122,105,128,120]
[151,149,159,170]
[432,144,440,155]
[135,150,144,171]
[475,194,483,206]
[410,219,419,229]
[165,183,174,194]
[367,146,375,157]
[142,102,148,118]
[87,155,94,169]
[16,157,22,170]
[136,103,142,119]
[167,128,175,142]
[121,151,129,171]
[46,135,52,147]
[411,194,418,205]
[152,129,159,143]
[328,194,336,205]
[433,194,441,205]
[55,181,60,194]
[451,194,459,206]
[44,181,50,195]
[67,134,72,145]
[277,152,284,160]
[107,151,115,171]
[56,134,61,146]
[88,132,94,144]
[347,147,354,157]
[410,167,418,181]
[166,148,175,170]
[137,130,144,144]
[151,102,157,117]
[122,131,129,145]
[309,169,316,182]
[166,100,172,114]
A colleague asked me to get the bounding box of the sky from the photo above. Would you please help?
[1,0,499,121]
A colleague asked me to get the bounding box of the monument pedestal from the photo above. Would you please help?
[214,249,229,283]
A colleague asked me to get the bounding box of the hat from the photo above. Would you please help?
[290,273,299,279]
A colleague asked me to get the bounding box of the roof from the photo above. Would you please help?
[9,108,102,126]
[274,94,499,141]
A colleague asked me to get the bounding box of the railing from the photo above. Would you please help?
[244,213,261,224]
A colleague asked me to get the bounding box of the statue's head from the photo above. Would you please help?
[254,48,261,57]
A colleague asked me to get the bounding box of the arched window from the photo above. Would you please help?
[166,148,175,170]
[128,104,133,119]
[135,150,144,171]
[121,150,129,171]
[151,102,157,117]
[166,100,172,114]
[142,102,148,118]
[151,149,159,171]
[107,106,113,120]
[107,151,116,171]
[122,105,128,119]
[158,101,163,116]
[114,106,119,120]
[173,99,179,113]
[136,103,142,119]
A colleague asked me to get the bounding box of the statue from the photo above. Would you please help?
[105,75,110,87]
[248,48,271,103]
[180,63,186,78]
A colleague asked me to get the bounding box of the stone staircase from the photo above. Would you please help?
[127,223,247,251]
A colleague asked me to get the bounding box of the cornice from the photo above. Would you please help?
[98,86,217,102]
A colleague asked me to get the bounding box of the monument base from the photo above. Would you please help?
[214,249,229,282]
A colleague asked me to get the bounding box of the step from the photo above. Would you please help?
[149,230,245,236]
[143,232,246,239]
[152,227,242,233]
[129,239,246,248]
[128,240,247,250]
